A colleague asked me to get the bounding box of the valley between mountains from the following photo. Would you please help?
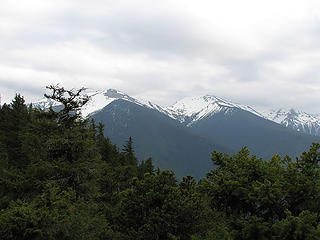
[34,89,320,179]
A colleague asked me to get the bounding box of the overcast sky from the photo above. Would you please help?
[1,0,320,112]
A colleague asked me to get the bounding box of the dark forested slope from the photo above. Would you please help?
[0,87,319,240]
[189,107,320,159]
[91,99,231,179]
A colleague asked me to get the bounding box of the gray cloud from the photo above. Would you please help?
[1,0,320,113]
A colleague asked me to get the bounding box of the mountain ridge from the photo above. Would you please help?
[163,95,264,126]
[260,108,320,137]
[33,88,320,136]
[31,88,320,177]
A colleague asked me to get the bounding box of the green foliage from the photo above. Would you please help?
[44,84,89,127]
[0,88,320,239]
[122,136,138,166]
[0,185,118,240]
[272,210,320,240]
[199,144,320,239]
[0,94,29,168]
[114,171,203,239]
[138,157,154,179]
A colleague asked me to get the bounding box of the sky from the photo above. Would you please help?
[1,0,320,112]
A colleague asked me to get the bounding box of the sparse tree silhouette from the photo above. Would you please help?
[44,84,90,127]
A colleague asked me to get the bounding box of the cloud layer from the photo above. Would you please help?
[1,0,320,112]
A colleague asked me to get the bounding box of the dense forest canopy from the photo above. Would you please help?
[0,86,319,239]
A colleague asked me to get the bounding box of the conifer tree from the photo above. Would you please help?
[138,157,154,179]
[1,88,320,239]
[122,136,137,166]
[44,84,89,127]
[0,94,29,168]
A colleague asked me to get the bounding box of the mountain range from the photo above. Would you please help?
[34,89,320,178]
[261,109,320,136]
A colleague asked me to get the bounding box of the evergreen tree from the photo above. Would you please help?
[0,94,29,168]
[44,84,89,128]
[138,157,154,179]
[0,88,320,239]
[198,145,320,239]
[122,136,137,166]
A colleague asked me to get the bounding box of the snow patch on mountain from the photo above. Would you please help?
[33,88,320,136]
[261,109,320,136]
[163,95,263,126]
[33,98,61,109]
[33,89,163,118]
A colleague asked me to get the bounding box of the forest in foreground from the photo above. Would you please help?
[0,86,320,240]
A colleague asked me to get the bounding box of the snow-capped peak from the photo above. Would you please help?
[261,108,320,125]
[32,97,61,110]
[163,94,263,126]
[33,88,163,118]
[82,89,138,117]
[260,108,320,136]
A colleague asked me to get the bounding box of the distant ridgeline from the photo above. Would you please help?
[34,88,320,179]
[0,86,319,239]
